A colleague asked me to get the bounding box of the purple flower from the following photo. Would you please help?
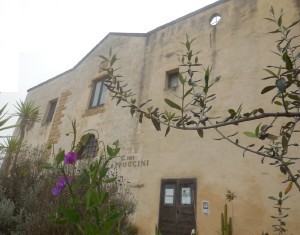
[52,186,62,196]
[64,151,77,164]
[51,176,72,196]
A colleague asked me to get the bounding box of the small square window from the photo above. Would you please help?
[45,99,58,124]
[166,69,179,89]
[89,78,108,108]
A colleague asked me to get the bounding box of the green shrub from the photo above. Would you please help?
[0,183,16,234]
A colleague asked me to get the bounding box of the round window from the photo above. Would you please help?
[210,14,221,26]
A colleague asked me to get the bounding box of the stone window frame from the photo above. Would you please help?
[89,73,109,109]
[42,98,58,125]
[165,68,179,90]
[75,131,99,160]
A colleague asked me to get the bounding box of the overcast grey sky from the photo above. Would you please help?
[0,0,219,137]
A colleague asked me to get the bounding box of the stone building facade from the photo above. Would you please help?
[22,0,300,234]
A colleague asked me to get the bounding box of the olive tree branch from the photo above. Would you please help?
[207,118,300,192]
[164,112,300,131]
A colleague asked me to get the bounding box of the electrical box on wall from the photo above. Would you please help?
[202,200,209,214]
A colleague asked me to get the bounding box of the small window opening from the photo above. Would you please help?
[45,99,58,123]
[210,14,221,26]
[166,69,179,89]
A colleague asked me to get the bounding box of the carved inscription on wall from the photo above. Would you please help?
[115,155,149,168]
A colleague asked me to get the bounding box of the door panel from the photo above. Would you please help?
[159,180,177,234]
[159,179,196,235]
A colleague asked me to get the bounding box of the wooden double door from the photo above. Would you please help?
[158,178,196,235]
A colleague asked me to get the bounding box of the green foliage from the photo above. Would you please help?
[268,191,290,235]
[0,137,22,177]
[0,183,16,234]
[0,104,15,133]
[42,123,136,235]
[164,98,182,111]
[225,190,236,202]
[0,139,137,234]
[155,225,162,235]
[262,9,300,111]
[0,100,41,177]
[1,137,21,155]
[0,99,137,234]
[0,145,64,235]
[14,100,40,135]
[255,7,300,194]
[221,203,232,235]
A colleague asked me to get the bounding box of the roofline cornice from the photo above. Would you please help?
[28,0,228,92]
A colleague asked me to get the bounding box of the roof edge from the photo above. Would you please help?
[27,32,147,92]
[147,0,229,35]
[28,0,228,92]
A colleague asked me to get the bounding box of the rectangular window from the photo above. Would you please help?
[45,99,58,123]
[164,184,175,205]
[90,78,108,108]
[181,186,192,205]
[166,69,179,89]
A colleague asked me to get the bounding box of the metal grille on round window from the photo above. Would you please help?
[77,133,99,159]
[85,137,98,158]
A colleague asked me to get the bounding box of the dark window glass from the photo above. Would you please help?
[166,70,179,89]
[46,99,57,123]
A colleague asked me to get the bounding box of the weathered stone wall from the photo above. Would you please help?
[48,90,72,144]
[22,0,300,234]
